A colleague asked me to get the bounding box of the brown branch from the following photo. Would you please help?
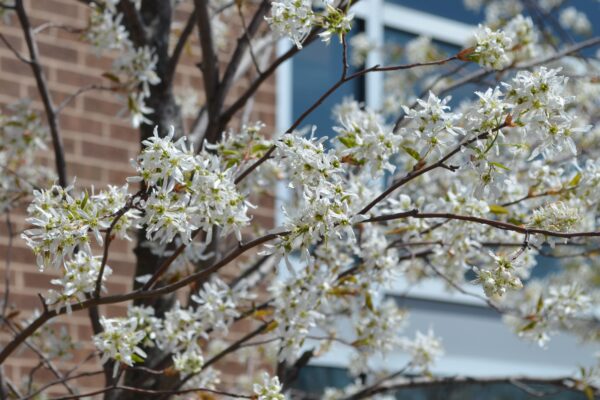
[194,0,220,143]
[48,385,252,400]
[14,0,67,188]
[1,213,13,319]
[365,209,600,239]
[20,370,104,400]
[360,375,584,399]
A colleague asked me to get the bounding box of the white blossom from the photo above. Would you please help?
[253,373,286,400]
[266,0,315,48]
[93,316,147,375]
[472,25,512,70]
[403,329,444,371]
[559,7,592,36]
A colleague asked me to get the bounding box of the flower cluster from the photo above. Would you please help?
[93,316,147,375]
[85,1,129,53]
[46,253,111,313]
[22,183,137,270]
[473,251,524,298]
[130,126,250,245]
[266,0,315,48]
[93,277,249,374]
[471,25,512,70]
[504,67,584,159]
[353,299,407,354]
[529,201,582,233]
[505,283,591,347]
[85,1,160,126]
[253,373,286,400]
[270,261,336,362]
[401,92,464,157]
[266,0,354,48]
[559,6,592,36]
[333,99,401,174]
[318,4,354,45]
[349,33,375,66]
[403,329,444,372]
[0,101,53,212]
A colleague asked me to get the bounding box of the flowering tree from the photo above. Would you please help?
[1,0,600,398]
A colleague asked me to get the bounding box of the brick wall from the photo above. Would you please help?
[0,0,276,394]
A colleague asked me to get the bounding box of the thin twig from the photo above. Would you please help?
[0,32,31,63]
[56,84,117,113]
[1,213,13,319]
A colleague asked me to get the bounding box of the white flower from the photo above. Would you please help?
[46,253,111,313]
[529,201,582,233]
[269,260,336,362]
[0,101,53,212]
[401,92,464,156]
[333,98,401,174]
[349,33,375,66]
[503,67,583,159]
[130,126,250,245]
[22,183,138,270]
[403,329,444,371]
[253,373,286,400]
[559,7,592,36]
[191,277,242,335]
[86,4,130,54]
[504,15,538,60]
[354,299,407,353]
[473,251,524,298]
[319,5,354,45]
[93,316,147,375]
[472,25,512,70]
[266,0,315,49]
[173,346,205,374]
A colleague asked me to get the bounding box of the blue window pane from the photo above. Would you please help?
[292,22,365,138]
[384,0,485,25]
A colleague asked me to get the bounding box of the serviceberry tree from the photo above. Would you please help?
[0,0,600,398]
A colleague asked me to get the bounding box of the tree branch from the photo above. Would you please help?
[14,0,67,187]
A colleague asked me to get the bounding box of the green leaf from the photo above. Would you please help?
[584,385,595,400]
[519,321,537,332]
[339,135,357,148]
[489,161,511,171]
[365,292,374,312]
[489,204,509,215]
[132,353,145,363]
[401,145,421,161]
[536,295,544,314]
[80,191,89,209]
[569,172,582,187]
[102,72,121,83]
[251,143,272,154]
